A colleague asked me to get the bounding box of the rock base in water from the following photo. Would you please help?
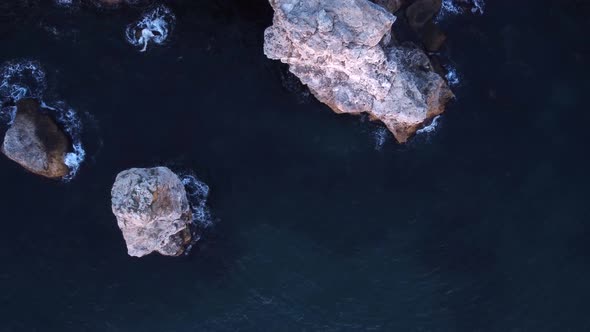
[1,98,70,178]
[111,167,193,257]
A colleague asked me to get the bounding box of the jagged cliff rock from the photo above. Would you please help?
[111,167,193,257]
[264,0,453,142]
[1,98,70,178]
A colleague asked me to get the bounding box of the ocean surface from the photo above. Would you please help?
[1,0,589,331]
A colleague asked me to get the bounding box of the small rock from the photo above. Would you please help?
[1,98,70,179]
[111,167,193,257]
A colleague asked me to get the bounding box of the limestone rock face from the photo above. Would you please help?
[264,0,453,142]
[111,167,193,257]
[1,98,70,179]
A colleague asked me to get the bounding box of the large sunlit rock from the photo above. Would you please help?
[264,0,453,142]
[111,167,193,257]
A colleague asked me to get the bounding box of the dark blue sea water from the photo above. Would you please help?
[1,0,589,331]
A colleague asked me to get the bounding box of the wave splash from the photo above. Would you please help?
[40,101,86,181]
[445,64,460,86]
[0,60,47,101]
[416,115,441,135]
[181,174,214,228]
[179,173,214,254]
[125,5,175,52]
[0,60,86,181]
[438,0,485,21]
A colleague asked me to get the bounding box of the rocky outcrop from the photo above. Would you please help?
[111,167,193,257]
[1,98,70,178]
[264,0,453,142]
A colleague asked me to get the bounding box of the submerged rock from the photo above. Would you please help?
[111,167,193,257]
[264,0,453,142]
[1,98,70,178]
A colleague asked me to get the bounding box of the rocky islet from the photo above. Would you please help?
[111,167,195,257]
[264,0,455,143]
[1,98,71,179]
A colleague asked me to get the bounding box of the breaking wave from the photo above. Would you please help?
[416,115,441,135]
[0,60,86,181]
[445,64,460,86]
[125,5,175,52]
[181,174,214,228]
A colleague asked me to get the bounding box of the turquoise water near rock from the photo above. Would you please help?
[1,0,589,331]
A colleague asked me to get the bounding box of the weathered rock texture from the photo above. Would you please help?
[111,167,193,257]
[1,98,70,178]
[264,0,453,142]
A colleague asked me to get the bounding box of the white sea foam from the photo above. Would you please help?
[125,5,175,52]
[0,60,46,101]
[0,61,43,123]
[65,143,85,175]
[445,65,460,86]
[472,0,485,14]
[55,0,74,6]
[440,0,463,16]
[41,101,86,180]
[438,0,485,21]
[372,127,388,150]
[181,174,213,228]
[416,115,441,135]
